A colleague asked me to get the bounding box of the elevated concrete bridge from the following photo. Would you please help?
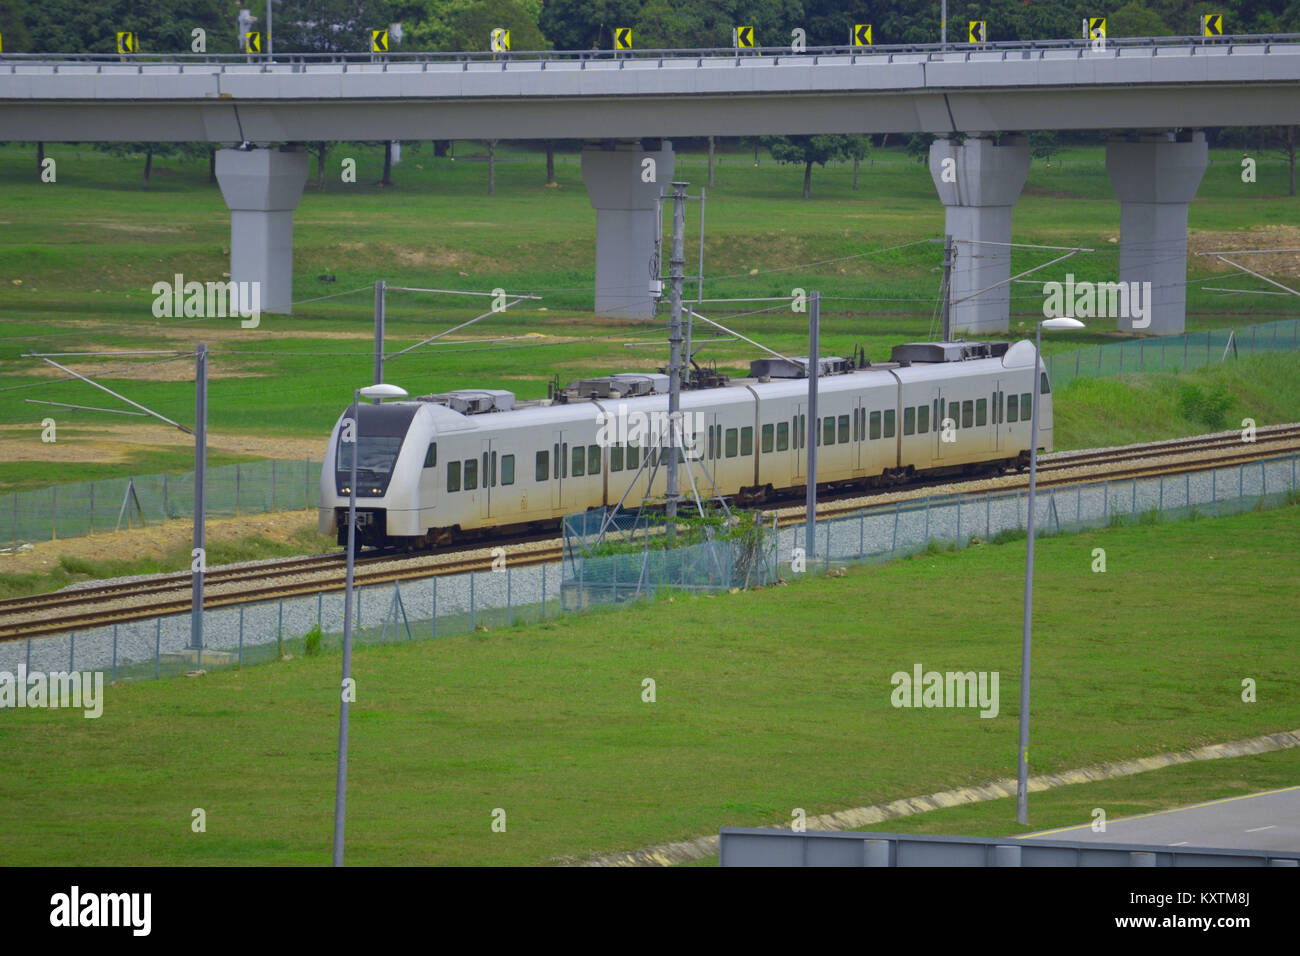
[3,35,1299,327]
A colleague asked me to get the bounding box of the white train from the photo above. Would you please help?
[319,339,1055,549]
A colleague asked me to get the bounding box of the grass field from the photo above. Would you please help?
[1,502,1295,866]
[1,141,1296,471]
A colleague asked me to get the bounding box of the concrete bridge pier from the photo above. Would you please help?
[581,139,675,319]
[214,146,309,315]
[928,134,1031,336]
[1106,130,1208,335]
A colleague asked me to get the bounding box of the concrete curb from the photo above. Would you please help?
[579,727,1300,867]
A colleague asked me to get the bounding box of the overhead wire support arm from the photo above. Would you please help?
[383,296,537,361]
[1198,250,1300,299]
[23,353,194,434]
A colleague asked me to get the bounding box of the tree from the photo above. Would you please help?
[407,0,548,51]
[905,132,935,165]
[273,0,399,53]
[844,134,870,190]
[1029,131,1059,164]
[761,134,856,199]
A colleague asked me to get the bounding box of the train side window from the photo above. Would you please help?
[611,445,624,472]
[761,423,774,453]
[1041,372,1051,394]
[741,426,753,456]
[884,409,896,439]
[993,392,1001,425]
[976,398,987,427]
[424,443,437,468]
[918,405,930,434]
[627,443,639,470]
[1007,394,1018,423]
[903,406,915,436]
[535,450,549,481]
[501,454,514,486]
[725,428,738,458]
[447,460,461,493]
[961,400,973,429]
[776,421,789,451]
[837,414,849,444]
[588,445,600,474]
[571,444,585,477]
[800,414,806,449]
[1021,392,1032,418]
[464,458,478,491]
[853,409,859,441]
[490,451,497,487]
[822,417,834,446]
[869,410,881,440]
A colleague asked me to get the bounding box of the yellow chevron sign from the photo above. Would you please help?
[968,21,986,43]
[490,27,510,52]
[854,24,872,47]
[1203,13,1223,36]
[371,29,388,53]
[1088,18,1106,39]
[735,25,754,48]
[615,27,631,50]
[245,32,261,53]
[116,32,135,54]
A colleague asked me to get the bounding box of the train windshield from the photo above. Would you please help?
[338,436,404,476]
[334,403,418,485]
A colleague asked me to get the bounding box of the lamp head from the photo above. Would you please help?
[358,383,408,401]
[1041,317,1086,331]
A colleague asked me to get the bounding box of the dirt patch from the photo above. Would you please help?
[0,422,326,466]
[0,509,322,578]
[13,353,267,382]
[1189,225,1300,277]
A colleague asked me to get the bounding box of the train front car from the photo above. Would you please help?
[318,398,445,550]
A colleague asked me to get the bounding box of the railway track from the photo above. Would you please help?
[4,424,1298,642]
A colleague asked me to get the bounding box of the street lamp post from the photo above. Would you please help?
[333,382,408,867]
[1017,317,1085,826]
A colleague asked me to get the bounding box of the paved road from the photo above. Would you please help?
[1021,786,1300,852]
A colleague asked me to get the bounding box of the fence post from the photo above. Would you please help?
[271,460,277,512]
[164,472,169,518]
[155,618,161,680]
[986,491,991,537]
[1097,345,1102,373]
[433,575,438,638]
[1075,350,1081,378]
[277,598,283,657]
[89,481,94,535]
[859,510,865,558]
[305,458,311,508]
[1184,334,1189,368]
[69,632,75,671]
[890,502,899,557]
[317,592,322,633]
[470,572,476,629]
[1131,477,1137,519]
[112,625,118,683]
[1158,474,1164,515]
[923,496,930,544]
[25,636,31,676]
[1161,337,1166,369]
[51,485,57,540]
[1239,462,1244,505]
[1206,330,1211,365]
[956,496,961,542]
[235,464,241,517]
[1212,469,1217,517]
[1186,472,1191,520]
[539,564,544,621]
[824,521,830,570]
[507,565,513,625]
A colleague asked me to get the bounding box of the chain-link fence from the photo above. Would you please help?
[5,453,1295,686]
[1,458,322,548]
[1047,318,1300,392]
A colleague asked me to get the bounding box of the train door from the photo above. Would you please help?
[992,379,1004,453]
[480,438,498,519]
[793,402,806,478]
[695,411,718,496]
[931,387,946,464]
[550,429,568,512]
[853,395,866,471]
